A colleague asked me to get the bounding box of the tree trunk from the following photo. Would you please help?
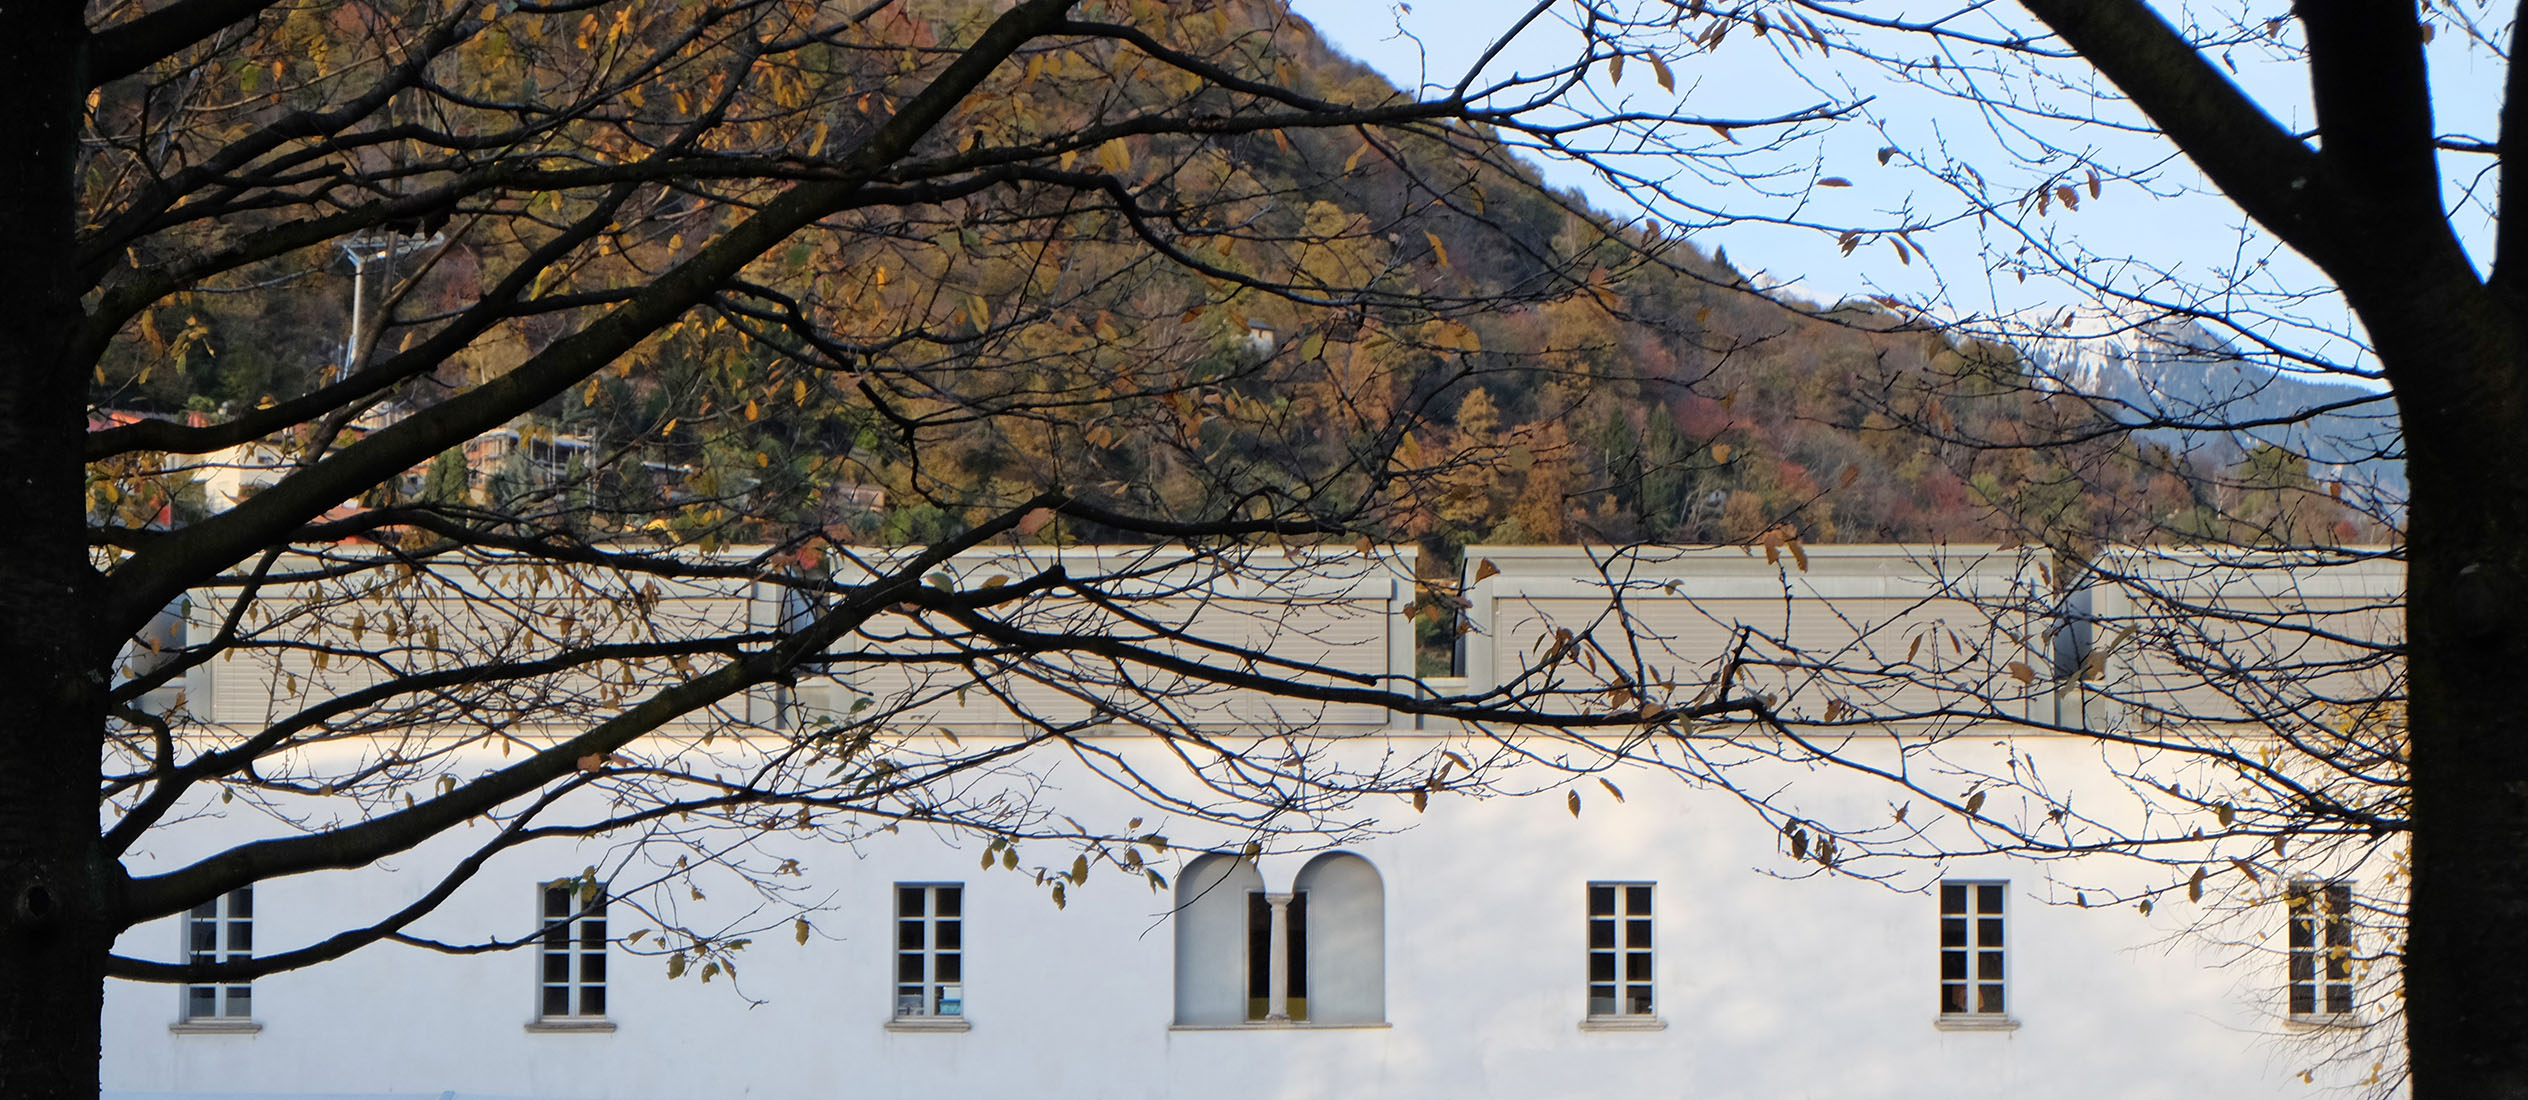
[2387,278,2528,1099]
[0,5,119,1099]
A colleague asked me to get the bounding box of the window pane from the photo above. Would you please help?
[1626,985,1653,1014]
[1940,884,1966,914]
[227,888,253,919]
[544,953,571,982]
[1589,919,1615,949]
[1977,951,2004,980]
[191,921,216,953]
[1976,884,2004,914]
[542,985,569,1017]
[1286,893,1308,1000]
[1977,983,2004,1014]
[1589,885,1615,916]
[192,901,218,921]
[2289,953,2314,982]
[188,987,216,1019]
[937,920,961,951]
[1588,989,1617,1016]
[581,952,606,984]
[580,919,605,949]
[1625,886,1652,915]
[2326,984,2352,1015]
[1245,894,1271,1001]
[1940,983,1968,1013]
[225,988,250,1018]
[1626,953,1653,982]
[1941,917,1966,948]
[579,985,605,1018]
[1589,953,1616,982]
[1978,918,2004,947]
[937,953,961,982]
[937,887,962,917]
[898,886,924,918]
[2289,984,2316,1015]
[898,919,925,950]
[545,886,570,919]
[228,921,252,953]
[1941,951,1967,980]
[2289,918,2314,949]
[897,953,924,983]
[1626,919,1652,949]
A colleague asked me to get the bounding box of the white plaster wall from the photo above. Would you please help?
[104,730,2391,1100]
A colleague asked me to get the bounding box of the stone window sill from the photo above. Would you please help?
[1935,1014,2021,1032]
[886,1016,972,1033]
[2285,1013,2361,1032]
[170,1019,262,1035]
[525,1018,618,1034]
[1580,1015,1668,1032]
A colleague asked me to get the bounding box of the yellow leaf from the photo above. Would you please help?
[1344,141,1369,173]
[1710,443,1732,463]
[795,379,810,405]
[2007,661,2035,684]
[1567,790,1582,817]
[1473,559,1500,582]
[1599,777,1625,803]
[1608,52,1625,84]
[794,918,811,945]
[1424,231,1449,267]
[745,399,760,421]
[1096,138,1130,174]
[1651,55,1674,91]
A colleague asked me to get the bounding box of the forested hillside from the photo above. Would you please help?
[86,0,2382,565]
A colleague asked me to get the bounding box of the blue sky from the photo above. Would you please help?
[1283,1,2502,381]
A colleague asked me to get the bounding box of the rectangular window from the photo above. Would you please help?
[1243,892,1307,1022]
[183,886,254,1021]
[1586,883,1653,1017]
[539,881,608,1019]
[895,884,963,1017]
[2288,880,2354,1016]
[1940,881,2006,1015]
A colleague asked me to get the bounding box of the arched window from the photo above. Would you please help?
[1291,852,1384,1024]
[1173,851,1384,1026]
[1174,853,1264,1025]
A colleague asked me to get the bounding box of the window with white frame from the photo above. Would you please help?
[1939,881,2006,1015]
[538,881,608,1020]
[182,885,253,1021]
[1586,883,1654,1018]
[895,884,963,1018]
[2287,880,2355,1017]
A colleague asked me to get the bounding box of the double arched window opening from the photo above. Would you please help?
[1173,852,1384,1026]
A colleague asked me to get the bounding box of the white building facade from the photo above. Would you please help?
[102,545,2404,1100]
